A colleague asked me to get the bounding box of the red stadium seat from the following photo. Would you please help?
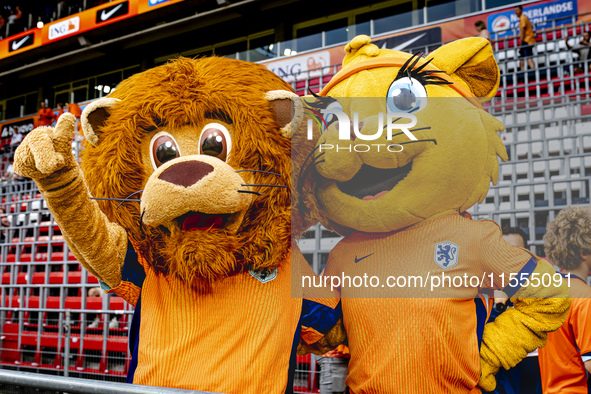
[294,354,319,393]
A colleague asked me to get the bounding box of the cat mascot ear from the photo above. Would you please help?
[427,37,500,102]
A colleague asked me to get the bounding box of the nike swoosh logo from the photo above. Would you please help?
[11,35,30,51]
[100,3,123,21]
[381,33,427,52]
[354,253,374,264]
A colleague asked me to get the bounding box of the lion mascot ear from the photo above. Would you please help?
[426,37,500,102]
[81,97,120,146]
[265,90,303,139]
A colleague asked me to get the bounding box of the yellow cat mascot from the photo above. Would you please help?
[297,35,571,393]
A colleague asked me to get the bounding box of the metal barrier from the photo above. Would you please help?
[0,369,218,393]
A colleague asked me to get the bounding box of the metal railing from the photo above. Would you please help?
[0,369,218,393]
[284,12,591,96]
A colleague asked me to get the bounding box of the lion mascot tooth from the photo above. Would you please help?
[13,57,345,393]
[297,35,571,393]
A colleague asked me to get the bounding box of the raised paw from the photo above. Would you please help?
[13,113,77,180]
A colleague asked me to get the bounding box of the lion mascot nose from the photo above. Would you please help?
[158,160,214,187]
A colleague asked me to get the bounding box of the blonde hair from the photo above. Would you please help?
[544,206,591,270]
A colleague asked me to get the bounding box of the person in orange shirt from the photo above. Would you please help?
[55,103,65,121]
[514,6,536,71]
[37,101,55,127]
[539,206,591,394]
[67,102,83,132]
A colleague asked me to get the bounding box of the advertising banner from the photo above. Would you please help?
[40,0,138,46]
[0,116,37,139]
[0,0,186,61]
[0,31,40,58]
[265,51,333,82]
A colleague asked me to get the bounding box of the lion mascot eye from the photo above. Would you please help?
[387,76,428,113]
[198,122,232,161]
[150,131,181,169]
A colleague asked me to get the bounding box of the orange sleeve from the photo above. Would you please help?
[105,280,141,307]
[572,298,591,356]
[68,103,82,117]
[479,220,533,290]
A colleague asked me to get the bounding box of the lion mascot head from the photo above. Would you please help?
[80,57,305,291]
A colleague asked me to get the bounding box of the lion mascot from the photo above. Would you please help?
[14,57,344,393]
[296,35,571,393]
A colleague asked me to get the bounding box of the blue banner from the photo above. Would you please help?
[148,0,173,6]
[487,0,578,38]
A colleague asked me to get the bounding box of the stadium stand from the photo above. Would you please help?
[0,0,590,392]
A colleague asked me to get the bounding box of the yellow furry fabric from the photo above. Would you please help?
[478,260,572,391]
[426,36,500,101]
[297,319,347,356]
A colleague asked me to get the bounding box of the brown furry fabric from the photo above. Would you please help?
[81,57,296,288]
[455,56,499,98]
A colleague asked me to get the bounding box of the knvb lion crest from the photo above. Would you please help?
[434,241,459,270]
[249,267,278,284]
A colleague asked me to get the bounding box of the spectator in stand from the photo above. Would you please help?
[0,15,5,40]
[0,206,10,243]
[565,31,590,74]
[57,0,67,19]
[10,128,23,154]
[87,287,120,329]
[55,103,65,124]
[37,101,55,127]
[539,206,591,393]
[514,5,536,71]
[14,6,22,33]
[475,21,492,47]
[3,156,17,181]
[67,102,82,132]
[2,156,24,192]
[484,226,543,394]
[6,9,16,37]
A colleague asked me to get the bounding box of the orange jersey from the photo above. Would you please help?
[67,102,82,117]
[102,242,341,393]
[323,212,534,394]
[37,108,55,126]
[520,14,536,45]
[538,276,591,394]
